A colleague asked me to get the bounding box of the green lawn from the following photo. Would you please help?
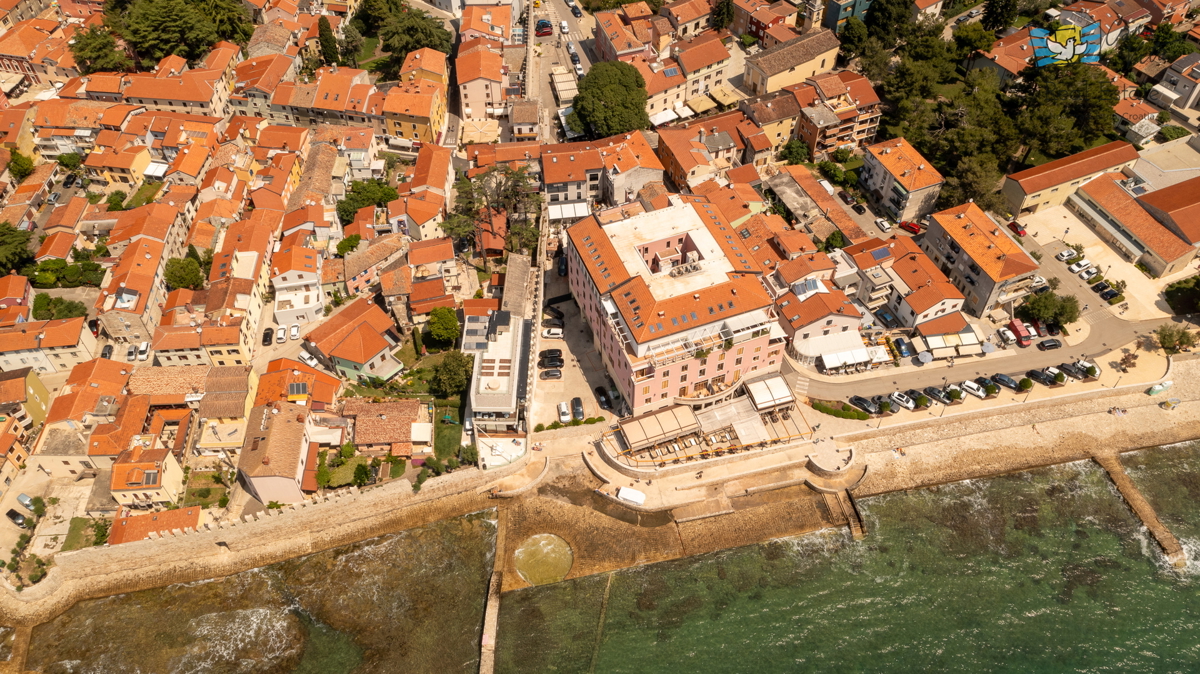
[932,81,964,100]
[124,181,162,209]
[1164,274,1200,315]
[841,156,863,172]
[1013,15,1032,27]
[61,517,95,551]
[390,460,407,479]
[357,36,379,64]
[434,404,463,459]
[329,456,370,488]
[181,486,226,508]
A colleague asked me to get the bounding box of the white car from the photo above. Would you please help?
[543,328,564,339]
[1055,249,1078,262]
[874,218,892,232]
[889,391,915,411]
[1077,360,1100,377]
[1045,366,1070,382]
[998,327,1016,344]
[289,323,300,340]
[1079,267,1100,281]
[574,63,585,78]
[960,380,987,399]
[1067,259,1091,274]
[557,401,571,423]
[560,20,569,34]
[1031,276,1046,287]
[298,351,320,368]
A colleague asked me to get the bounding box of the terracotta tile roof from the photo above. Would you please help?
[0,273,28,302]
[341,398,420,446]
[777,282,860,331]
[461,4,512,39]
[1113,97,1157,122]
[1008,141,1138,194]
[975,27,1034,77]
[234,53,293,95]
[1138,175,1200,243]
[663,0,710,23]
[272,245,320,277]
[303,298,396,364]
[0,317,85,353]
[238,402,309,479]
[382,79,442,119]
[400,48,448,76]
[111,442,172,493]
[677,36,730,74]
[127,365,210,398]
[0,368,28,406]
[930,203,1040,281]
[455,47,504,83]
[46,359,131,424]
[261,358,341,407]
[746,30,839,77]
[379,261,411,297]
[89,394,149,457]
[915,311,969,336]
[782,165,867,242]
[408,237,455,266]
[411,144,453,192]
[257,125,309,151]
[108,507,204,544]
[1078,173,1194,263]
[865,138,943,192]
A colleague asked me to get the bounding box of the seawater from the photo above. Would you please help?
[497,458,1200,673]
[25,511,497,674]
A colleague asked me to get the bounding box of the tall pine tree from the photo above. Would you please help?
[318,17,339,65]
[981,0,1017,32]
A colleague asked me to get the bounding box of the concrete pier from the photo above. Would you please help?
[1094,453,1187,567]
[478,506,509,673]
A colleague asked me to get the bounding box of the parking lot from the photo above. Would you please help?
[530,265,615,429]
[1021,206,1172,321]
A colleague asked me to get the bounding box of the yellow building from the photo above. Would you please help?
[83,144,152,195]
[742,30,840,95]
[383,80,448,144]
[399,48,449,87]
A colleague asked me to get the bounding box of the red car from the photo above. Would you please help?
[1007,221,1026,237]
[535,26,552,36]
[899,221,920,234]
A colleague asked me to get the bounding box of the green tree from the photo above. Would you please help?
[379,4,453,64]
[1151,22,1196,63]
[448,163,541,264]
[106,190,127,212]
[953,21,996,60]
[568,61,650,138]
[31,293,50,320]
[336,179,398,224]
[824,230,848,250]
[1160,125,1190,141]
[186,244,203,266]
[863,0,912,47]
[123,0,219,66]
[318,16,339,65]
[1015,62,1119,159]
[164,257,205,290]
[1107,34,1152,75]
[817,160,844,184]
[57,153,82,172]
[712,0,733,28]
[440,213,477,245]
[427,306,460,344]
[430,350,472,397]
[832,147,852,163]
[839,16,868,59]
[938,153,1007,213]
[1156,323,1196,353]
[202,0,253,44]
[340,22,366,66]
[340,442,356,460]
[0,224,31,273]
[353,462,371,487]
[1055,294,1081,324]
[982,0,1017,31]
[70,25,133,74]
[7,152,33,183]
[778,139,810,164]
[858,38,891,82]
[337,234,362,256]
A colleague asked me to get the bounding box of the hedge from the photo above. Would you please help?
[813,402,869,420]
[1107,294,1125,305]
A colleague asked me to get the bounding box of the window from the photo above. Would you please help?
[735,357,743,365]
[642,386,650,394]
[661,380,669,389]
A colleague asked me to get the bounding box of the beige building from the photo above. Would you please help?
[237,401,315,505]
[0,317,96,374]
[1001,141,1140,216]
[859,138,944,223]
[110,439,185,508]
[742,30,840,96]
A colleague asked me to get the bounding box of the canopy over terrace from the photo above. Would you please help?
[686,94,717,114]
[745,375,794,412]
[619,405,701,451]
[918,314,984,358]
[548,202,591,221]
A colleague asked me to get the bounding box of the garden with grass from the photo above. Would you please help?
[180,470,231,509]
[1165,274,1200,315]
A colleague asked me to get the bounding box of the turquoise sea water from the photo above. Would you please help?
[498,456,1200,673]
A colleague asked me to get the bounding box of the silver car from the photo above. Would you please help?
[1067,259,1091,274]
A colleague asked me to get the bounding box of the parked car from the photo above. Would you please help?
[539,349,562,359]
[560,20,569,33]
[1027,369,1055,386]
[571,4,582,16]
[1056,249,1079,262]
[137,341,150,361]
[968,7,982,16]
[63,174,76,189]
[125,345,137,362]
[289,323,300,340]
[569,51,580,64]
[1046,320,1062,336]
[924,386,952,405]
[557,256,568,276]
[5,509,26,528]
[276,327,286,343]
[904,389,927,406]
[1023,322,1037,340]
[263,327,275,346]
[1007,221,1026,237]
[1029,319,1046,337]
[47,192,61,205]
[1092,281,1111,293]
[566,41,577,54]
[852,204,867,215]
[571,396,584,420]
[543,328,564,339]
[541,369,562,380]
[544,304,565,319]
[997,327,1016,344]
[874,218,892,232]
[1008,319,1032,347]
[101,344,113,359]
[992,373,1021,391]
[595,386,611,409]
[1032,285,1051,295]
[889,390,915,411]
[955,14,970,23]
[535,25,552,36]
[1080,268,1100,281]
[1059,362,1087,380]
[298,351,320,368]
[1037,338,1062,351]
[539,357,565,369]
[557,402,571,423]
[1077,359,1100,377]
[849,395,879,415]
[88,318,99,337]
[1045,366,1068,382]
[944,383,964,401]
[543,318,564,329]
[1032,276,1046,286]
[870,394,889,411]
[961,380,987,399]
[16,494,33,511]
[975,376,997,393]
[838,190,855,205]
[1067,259,1092,274]
[899,221,921,234]
[894,338,912,357]
[1100,289,1120,301]
[574,63,585,78]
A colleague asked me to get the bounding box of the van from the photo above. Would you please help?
[1008,319,1032,347]
[557,402,571,423]
[136,341,150,361]
[543,328,564,339]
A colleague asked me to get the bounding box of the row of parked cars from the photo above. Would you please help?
[847,360,1100,415]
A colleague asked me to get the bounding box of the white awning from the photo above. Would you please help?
[723,311,764,336]
[793,331,865,359]
[957,344,983,356]
[821,347,871,369]
[745,375,795,411]
[144,163,168,178]
[649,109,679,126]
[548,201,591,221]
[931,346,957,359]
